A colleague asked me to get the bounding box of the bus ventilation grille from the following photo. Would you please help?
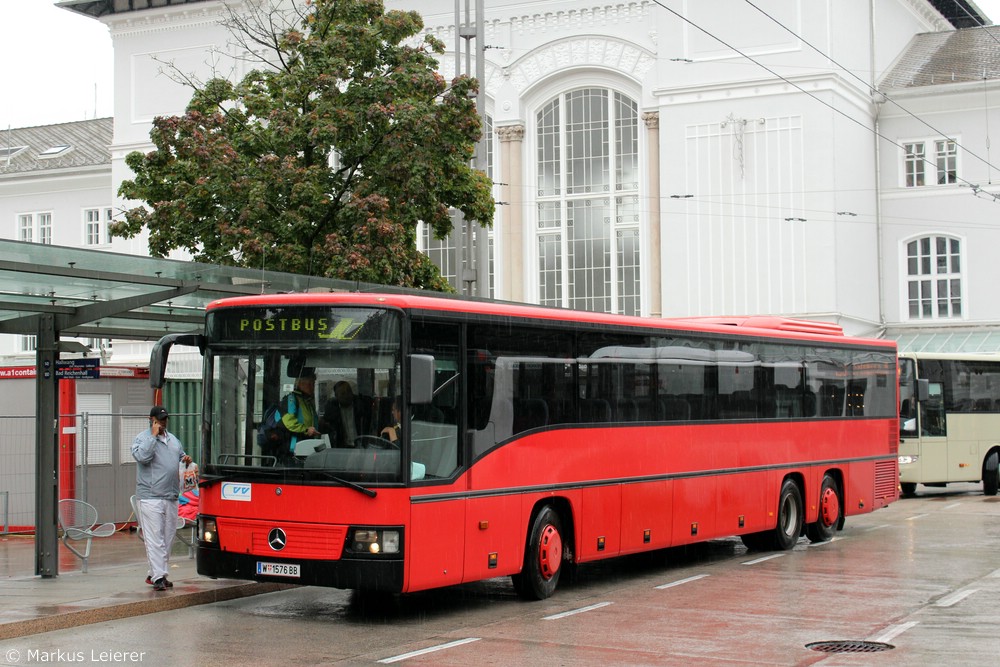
[875,460,898,499]
[805,641,894,654]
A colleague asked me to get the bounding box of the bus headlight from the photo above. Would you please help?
[200,517,219,547]
[349,528,401,555]
[898,455,919,465]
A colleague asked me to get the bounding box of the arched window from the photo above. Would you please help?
[905,235,962,319]
[535,88,640,315]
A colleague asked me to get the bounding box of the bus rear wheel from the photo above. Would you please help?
[983,451,1000,496]
[805,475,841,543]
[512,506,564,600]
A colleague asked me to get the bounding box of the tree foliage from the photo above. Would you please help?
[115,0,494,291]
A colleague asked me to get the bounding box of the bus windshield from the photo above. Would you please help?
[203,306,404,483]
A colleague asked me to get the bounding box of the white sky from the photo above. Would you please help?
[0,1,114,129]
[2,0,1000,130]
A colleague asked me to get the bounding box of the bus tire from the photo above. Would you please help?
[900,482,917,497]
[740,479,803,552]
[740,532,767,552]
[770,478,804,551]
[983,451,1000,496]
[511,506,564,600]
[805,475,841,543]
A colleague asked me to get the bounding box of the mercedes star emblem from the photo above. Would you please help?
[267,528,287,551]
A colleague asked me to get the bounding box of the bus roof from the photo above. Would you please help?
[206,292,895,348]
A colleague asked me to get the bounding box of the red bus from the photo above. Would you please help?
[152,293,899,599]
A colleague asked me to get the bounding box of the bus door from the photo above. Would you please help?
[406,320,466,590]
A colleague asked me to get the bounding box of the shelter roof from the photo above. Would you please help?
[0,239,375,342]
[886,327,1000,354]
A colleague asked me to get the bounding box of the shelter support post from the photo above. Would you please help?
[35,314,60,578]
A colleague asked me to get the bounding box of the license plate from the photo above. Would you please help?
[256,561,300,578]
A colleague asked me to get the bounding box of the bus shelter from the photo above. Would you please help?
[0,239,380,577]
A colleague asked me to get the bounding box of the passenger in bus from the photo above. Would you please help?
[281,367,321,456]
[324,380,374,447]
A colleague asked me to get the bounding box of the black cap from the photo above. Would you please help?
[150,406,169,420]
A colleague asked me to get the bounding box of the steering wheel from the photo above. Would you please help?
[355,435,399,450]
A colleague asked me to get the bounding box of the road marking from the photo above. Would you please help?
[988,568,1000,578]
[655,574,709,589]
[906,513,929,521]
[864,524,890,531]
[742,553,786,565]
[940,502,962,510]
[935,589,978,607]
[543,601,612,620]
[871,621,919,643]
[378,638,481,664]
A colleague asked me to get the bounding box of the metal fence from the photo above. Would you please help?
[0,412,199,534]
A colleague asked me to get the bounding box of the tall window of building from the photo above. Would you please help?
[904,139,958,187]
[39,213,52,245]
[18,214,33,242]
[20,335,37,352]
[535,88,640,315]
[935,139,957,185]
[17,212,53,244]
[84,208,113,245]
[906,235,963,319]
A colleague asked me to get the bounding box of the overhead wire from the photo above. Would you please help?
[743,0,1000,181]
[648,0,1000,202]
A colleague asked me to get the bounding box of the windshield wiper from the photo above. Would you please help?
[198,474,236,488]
[312,471,377,498]
[199,469,282,487]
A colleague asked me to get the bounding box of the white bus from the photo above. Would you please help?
[898,353,1000,496]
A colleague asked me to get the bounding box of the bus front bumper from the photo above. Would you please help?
[197,547,405,592]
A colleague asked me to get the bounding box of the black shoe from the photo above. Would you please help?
[145,576,173,588]
[152,577,168,591]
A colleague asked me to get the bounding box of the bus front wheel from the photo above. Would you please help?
[772,479,804,550]
[983,451,999,496]
[900,482,917,497]
[740,479,803,552]
[512,506,564,600]
[805,475,841,543]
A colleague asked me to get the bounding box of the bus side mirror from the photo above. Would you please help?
[409,354,435,405]
[150,333,206,388]
[916,378,929,402]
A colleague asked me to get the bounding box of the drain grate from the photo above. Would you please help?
[805,640,894,654]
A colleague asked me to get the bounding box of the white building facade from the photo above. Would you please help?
[4,0,997,358]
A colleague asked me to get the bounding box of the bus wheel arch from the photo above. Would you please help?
[983,449,1000,496]
[512,500,574,600]
[806,472,842,543]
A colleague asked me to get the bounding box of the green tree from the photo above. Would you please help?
[115,0,493,291]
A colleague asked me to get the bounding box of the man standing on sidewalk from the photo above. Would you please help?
[132,406,192,591]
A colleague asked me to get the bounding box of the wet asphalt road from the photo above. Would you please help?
[1,482,998,666]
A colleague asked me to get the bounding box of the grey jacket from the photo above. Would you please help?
[131,428,186,500]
